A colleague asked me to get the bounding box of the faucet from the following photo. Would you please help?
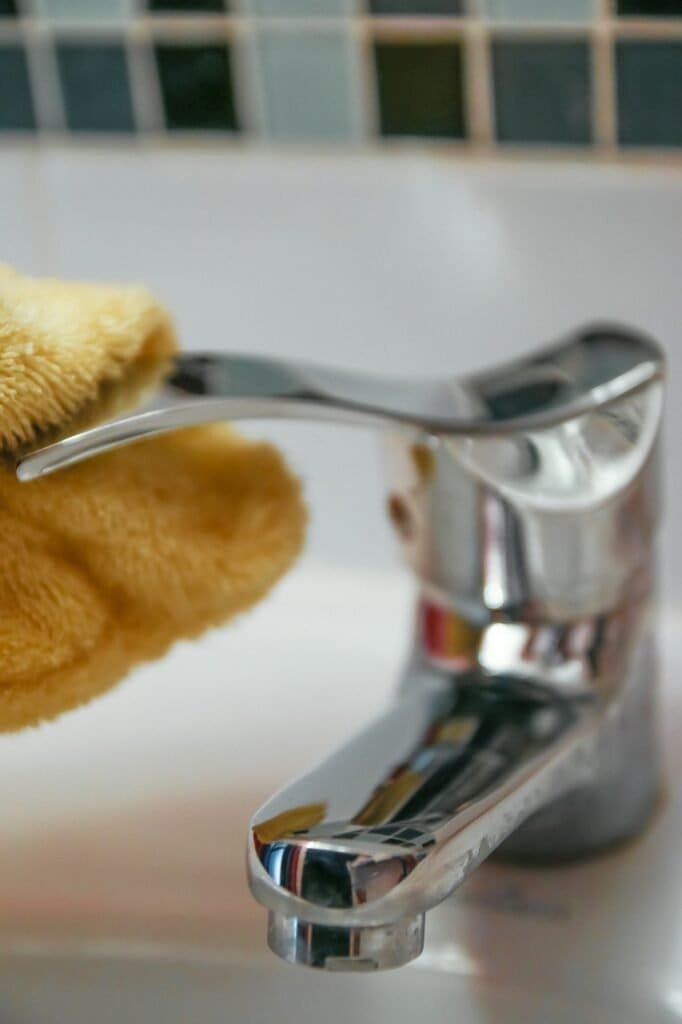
[245,326,665,971]
[17,323,665,973]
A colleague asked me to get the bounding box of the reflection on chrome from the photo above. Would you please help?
[249,326,664,971]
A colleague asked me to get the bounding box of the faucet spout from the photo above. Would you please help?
[248,597,657,970]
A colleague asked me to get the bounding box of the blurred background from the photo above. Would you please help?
[0,0,681,149]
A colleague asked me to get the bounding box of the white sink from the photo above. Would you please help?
[1,150,682,1019]
[0,951,639,1024]
[0,952,617,1024]
[0,567,680,1022]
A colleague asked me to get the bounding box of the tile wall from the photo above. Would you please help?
[0,0,680,155]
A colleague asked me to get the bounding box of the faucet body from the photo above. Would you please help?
[248,328,664,970]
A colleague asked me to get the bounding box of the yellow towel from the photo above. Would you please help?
[0,265,306,732]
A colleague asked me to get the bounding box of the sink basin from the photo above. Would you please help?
[1,150,682,1019]
[0,567,680,1022]
[0,950,647,1024]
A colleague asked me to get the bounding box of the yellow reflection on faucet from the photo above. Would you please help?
[353,772,424,827]
[253,803,326,844]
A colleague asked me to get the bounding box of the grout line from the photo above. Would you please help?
[241,20,270,138]
[126,20,163,133]
[23,23,65,133]
[368,18,466,40]
[131,14,230,33]
[230,16,259,136]
[369,17,682,39]
[344,21,369,143]
[237,15,367,31]
[353,15,378,140]
[593,18,617,151]
[4,131,682,167]
[464,18,493,147]
[613,19,682,38]
[354,0,377,140]
[143,15,359,33]
[483,22,602,39]
[128,18,237,43]
[9,11,682,38]
[21,18,140,36]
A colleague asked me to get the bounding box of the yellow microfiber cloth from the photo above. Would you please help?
[0,264,306,732]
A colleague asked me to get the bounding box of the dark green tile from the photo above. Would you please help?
[155,44,238,131]
[617,0,682,13]
[374,43,466,139]
[0,0,17,14]
[0,46,35,131]
[617,41,682,146]
[57,43,135,133]
[148,0,226,10]
[369,0,462,14]
[492,39,591,145]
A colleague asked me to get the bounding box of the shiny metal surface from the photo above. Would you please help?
[246,326,665,970]
[248,605,658,959]
[267,912,425,971]
[385,380,662,622]
[16,324,665,974]
[17,325,661,480]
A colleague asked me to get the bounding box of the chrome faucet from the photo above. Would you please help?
[18,325,665,973]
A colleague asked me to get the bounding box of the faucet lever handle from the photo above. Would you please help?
[16,324,663,481]
[460,324,662,430]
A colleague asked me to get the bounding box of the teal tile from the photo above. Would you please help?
[617,42,682,146]
[40,0,132,18]
[246,0,356,14]
[0,46,36,131]
[478,0,596,20]
[256,29,359,142]
[493,39,592,144]
[57,42,135,131]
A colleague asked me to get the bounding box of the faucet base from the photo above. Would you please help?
[498,627,660,863]
[267,912,425,971]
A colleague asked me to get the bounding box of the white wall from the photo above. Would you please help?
[2,146,681,597]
